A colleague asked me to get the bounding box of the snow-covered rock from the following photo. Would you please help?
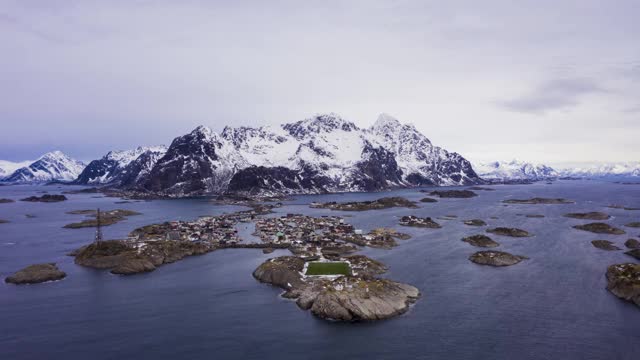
[2,151,85,183]
[131,113,480,196]
[474,160,558,180]
[74,146,167,185]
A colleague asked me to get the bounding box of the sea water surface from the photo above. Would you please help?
[0,181,639,359]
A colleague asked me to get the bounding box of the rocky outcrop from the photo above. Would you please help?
[469,251,528,266]
[5,263,66,284]
[0,198,14,203]
[591,240,621,251]
[486,227,531,237]
[625,222,640,228]
[564,212,611,220]
[311,197,417,211]
[573,223,625,235]
[462,235,499,248]
[420,197,438,203]
[63,209,141,229]
[20,194,67,202]
[605,263,640,307]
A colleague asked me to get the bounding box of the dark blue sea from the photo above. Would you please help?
[1,181,639,359]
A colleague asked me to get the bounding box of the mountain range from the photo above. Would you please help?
[1,113,638,194]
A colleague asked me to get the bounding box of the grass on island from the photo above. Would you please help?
[305,262,351,276]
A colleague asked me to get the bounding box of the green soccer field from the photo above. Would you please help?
[305,262,351,276]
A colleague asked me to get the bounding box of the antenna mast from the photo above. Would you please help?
[95,208,103,243]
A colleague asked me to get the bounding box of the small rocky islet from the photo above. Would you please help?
[591,240,621,251]
[625,238,640,249]
[463,219,486,226]
[0,198,15,203]
[0,219,9,224]
[564,212,611,220]
[399,215,441,228]
[419,197,438,203]
[461,235,499,248]
[625,222,640,228]
[429,190,477,198]
[310,197,417,211]
[20,194,68,202]
[468,251,528,266]
[486,227,531,237]
[502,197,574,204]
[573,222,625,235]
[63,209,142,228]
[625,249,640,260]
[5,263,67,284]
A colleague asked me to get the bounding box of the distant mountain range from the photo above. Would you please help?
[473,159,640,180]
[2,114,638,194]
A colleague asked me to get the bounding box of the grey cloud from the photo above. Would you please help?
[499,78,606,114]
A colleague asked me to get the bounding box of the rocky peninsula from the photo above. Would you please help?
[573,223,625,235]
[252,255,420,321]
[468,251,528,266]
[5,263,66,284]
[605,263,640,307]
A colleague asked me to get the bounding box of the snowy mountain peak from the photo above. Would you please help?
[283,113,359,140]
[373,113,402,129]
[2,151,85,183]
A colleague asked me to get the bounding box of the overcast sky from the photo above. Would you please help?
[1,0,638,165]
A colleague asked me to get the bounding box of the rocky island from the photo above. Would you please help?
[591,240,621,251]
[573,223,625,235]
[625,249,640,260]
[503,197,574,204]
[399,215,442,228]
[253,255,420,321]
[463,219,487,226]
[469,251,528,266]
[625,238,640,249]
[605,263,640,307]
[429,190,477,198]
[625,222,640,228]
[0,198,14,203]
[564,212,611,220]
[5,263,67,284]
[20,194,68,202]
[462,235,499,248]
[310,197,418,211]
[420,197,438,203]
[486,227,532,237]
[64,209,142,228]
[0,219,8,224]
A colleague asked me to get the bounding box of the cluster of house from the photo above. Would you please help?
[399,215,442,228]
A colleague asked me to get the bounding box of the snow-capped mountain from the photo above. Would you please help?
[558,163,640,177]
[74,146,167,185]
[474,160,558,180]
[128,113,480,196]
[2,151,85,183]
[0,159,32,179]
